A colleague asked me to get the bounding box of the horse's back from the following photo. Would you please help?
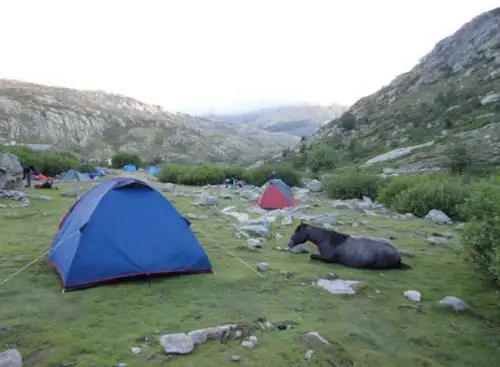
[336,236,400,269]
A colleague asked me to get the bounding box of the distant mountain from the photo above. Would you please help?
[0,79,300,164]
[299,7,500,170]
[201,103,348,137]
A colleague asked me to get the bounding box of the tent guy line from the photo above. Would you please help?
[195,227,266,279]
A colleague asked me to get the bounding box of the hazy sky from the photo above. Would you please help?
[1,1,498,114]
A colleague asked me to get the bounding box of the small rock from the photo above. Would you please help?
[305,179,322,192]
[185,213,199,220]
[304,349,314,361]
[159,333,194,354]
[162,183,176,192]
[199,194,217,206]
[281,215,293,226]
[0,349,22,367]
[117,363,127,367]
[404,290,421,302]
[256,262,268,272]
[130,347,141,354]
[439,296,469,312]
[426,236,448,245]
[235,231,249,239]
[275,233,283,239]
[398,249,414,257]
[303,332,329,349]
[332,200,353,210]
[247,238,262,250]
[235,330,243,338]
[231,355,241,362]
[60,188,82,198]
[288,244,309,253]
[425,209,452,225]
[241,340,254,349]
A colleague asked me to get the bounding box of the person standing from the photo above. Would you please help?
[22,165,36,187]
[268,170,277,181]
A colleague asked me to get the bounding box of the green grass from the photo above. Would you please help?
[1,180,500,366]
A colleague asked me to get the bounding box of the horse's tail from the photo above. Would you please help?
[396,258,412,270]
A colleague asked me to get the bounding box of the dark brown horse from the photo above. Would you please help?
[287,222,411,270]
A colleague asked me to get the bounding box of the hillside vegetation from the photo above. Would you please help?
[286,7,500,173]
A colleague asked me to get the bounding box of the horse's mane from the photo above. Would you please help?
[301,223,350,246]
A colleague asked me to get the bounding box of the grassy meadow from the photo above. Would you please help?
[0,178,500,366]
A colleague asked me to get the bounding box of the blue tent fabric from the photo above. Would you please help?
[60,169,91,182]
[49,177,213,290]
[146,166,161,176]
[123,164,137,172]
[262,179,294,203]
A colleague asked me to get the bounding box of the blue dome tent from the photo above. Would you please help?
[123,164,137,172]
[49,177,213,290]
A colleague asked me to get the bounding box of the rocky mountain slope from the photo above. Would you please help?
[0,80,300,164]
[304,7,500,170]
[202,103,347,137]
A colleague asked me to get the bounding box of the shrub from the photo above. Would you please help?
[461,216,500,287]
[378,174,436,206]
[157,163,245,186]
[323,172,384,200]
[242,163,301,187]
[0,145,80,176]
[306,143,341,173]
[392,179,470,220]
[112,153,142,169]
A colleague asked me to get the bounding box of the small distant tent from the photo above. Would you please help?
[59,169,90,182]
[146,166,161,176]
[256,179,297,210]
[49,177,213,290]
[123,164,137,172]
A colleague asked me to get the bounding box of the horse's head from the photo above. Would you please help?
[287,220,309,248]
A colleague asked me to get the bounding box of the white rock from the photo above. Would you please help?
[159,333,194,354]
[305,179,322,192]
[439,296,469,312]
[425,209,452,225]
[403,290,421,302]
[0,349,22,367]
[130,347,141,354]
[247,238,262,250]
[256,262,268,272]
[241,340,255,349]
[304,349,314,360]
[315,279,359,294]
[281,215,293,226]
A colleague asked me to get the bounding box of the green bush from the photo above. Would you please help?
[112,153,142,169]
[158,163,245,186]
[306,143,341,173]
[377,174,443,206]
[392,179,470,220]
[323,172,384,200]
[242,163,301,187]
[76,163,97,173]
[459,181,500,287]
[1,145,79,176]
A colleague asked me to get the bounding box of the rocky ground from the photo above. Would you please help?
[0,176,499,366]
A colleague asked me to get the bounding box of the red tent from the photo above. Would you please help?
[256,179,297,210]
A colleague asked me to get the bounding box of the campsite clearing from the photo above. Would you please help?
[1,179,499,366]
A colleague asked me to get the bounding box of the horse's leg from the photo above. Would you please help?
[311,243,337,264]
[310,253,324,261]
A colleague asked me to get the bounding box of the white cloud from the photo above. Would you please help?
[0,0,497,114]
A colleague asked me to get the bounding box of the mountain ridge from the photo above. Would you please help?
[0,79,300,164]
[297,7,500,171]
[201,103,348,137]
